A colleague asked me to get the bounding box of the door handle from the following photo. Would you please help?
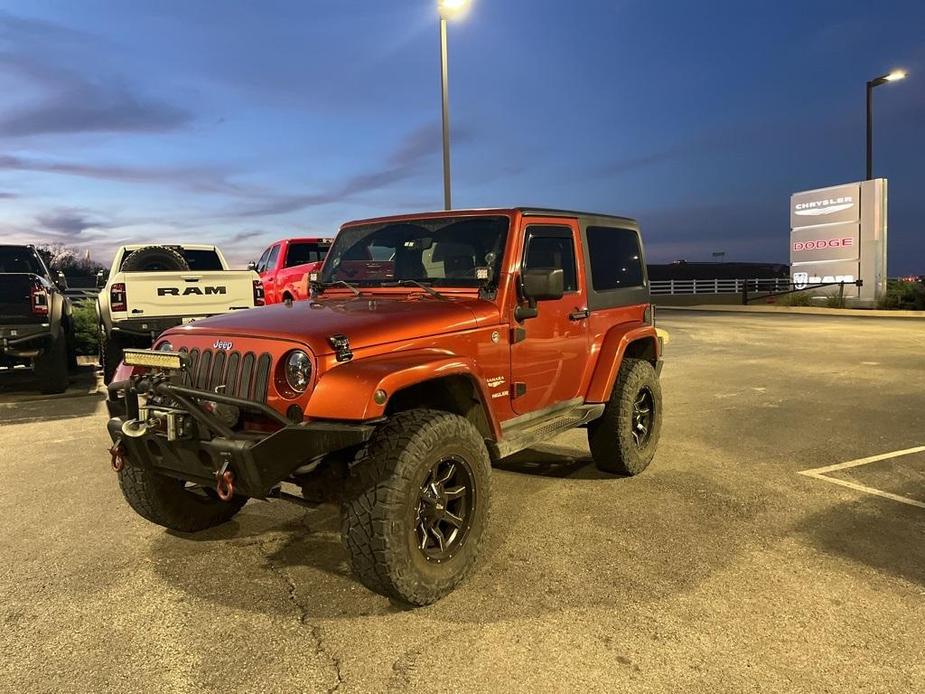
[569,308,590,321]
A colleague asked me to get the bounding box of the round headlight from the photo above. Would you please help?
[285,350,312,393]
[157,340,173,352]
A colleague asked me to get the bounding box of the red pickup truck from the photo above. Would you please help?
[249,238,332,304]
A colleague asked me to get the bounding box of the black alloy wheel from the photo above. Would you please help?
[414,456,475,562]
[631,387,654,448]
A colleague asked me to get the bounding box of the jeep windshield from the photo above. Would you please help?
[320,215,509,289]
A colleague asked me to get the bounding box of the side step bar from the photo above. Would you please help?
[488,403,605,461]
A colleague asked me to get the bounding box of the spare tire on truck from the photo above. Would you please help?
[121,246,189,273]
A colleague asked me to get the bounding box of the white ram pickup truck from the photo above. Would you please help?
[97,244,264,383]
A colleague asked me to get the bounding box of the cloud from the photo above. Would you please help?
[0,190,16,198]
[234,122,468,217]
[35,209,112,238]
[0,79,193,137]
[0,153,247,195]
[0,13,193,137]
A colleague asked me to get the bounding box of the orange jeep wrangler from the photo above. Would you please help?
[106,208,664,605]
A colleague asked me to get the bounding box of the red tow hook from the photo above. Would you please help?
[215,469,236,502]
[109,440,126,472]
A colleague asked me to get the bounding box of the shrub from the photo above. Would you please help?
[774,291,815,307]
[70,301,99,357]
[878,280,925,310]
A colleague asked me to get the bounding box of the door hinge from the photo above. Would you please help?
[511,327,527,344]
[512,382,527,398]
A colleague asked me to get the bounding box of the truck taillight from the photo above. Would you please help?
[253,280,265,306]
[31,281,49,316]
[110,283,127,312]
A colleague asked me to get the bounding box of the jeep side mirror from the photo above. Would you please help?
[95,270,107,288]
[522,268,564,301]
[247,261,257,272]
[516,268,564,321]
[56,270,68,290]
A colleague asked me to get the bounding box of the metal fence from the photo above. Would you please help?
[649,278,792,296]
[64,287,100,304]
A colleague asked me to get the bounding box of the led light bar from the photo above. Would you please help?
[122,349,189,371]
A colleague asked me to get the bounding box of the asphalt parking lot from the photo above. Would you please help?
[1,312,923,693]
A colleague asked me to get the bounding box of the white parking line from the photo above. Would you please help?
[798,446,925,510]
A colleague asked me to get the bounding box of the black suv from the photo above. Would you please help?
[0,245,75,394]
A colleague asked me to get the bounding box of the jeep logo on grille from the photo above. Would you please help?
[157,286,227,296]
[213,340,233,351]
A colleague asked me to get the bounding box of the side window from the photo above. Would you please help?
[265,244,281,272]
[586,227,644,290]
[523,227,577,292]
[255,248,271,273]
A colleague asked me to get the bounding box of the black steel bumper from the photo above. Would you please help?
[107,377,374,499]
[0,323,52,354]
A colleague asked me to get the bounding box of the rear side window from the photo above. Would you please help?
[285,243,329,268]
[524,228,578,292]
[586,227,644,290]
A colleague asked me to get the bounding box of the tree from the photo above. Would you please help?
[35,243,106,278]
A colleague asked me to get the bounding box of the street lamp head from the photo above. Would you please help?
[885,70,907,82]
[439,0,470,20]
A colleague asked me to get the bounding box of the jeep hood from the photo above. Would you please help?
[167,294,499,355]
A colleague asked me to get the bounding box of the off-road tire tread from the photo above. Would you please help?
[588,357,662,475]
[120,246,189,273]
[100,332,124,384]
[341,409,491,605]
[118,460,247,533]
[34,333,69,394]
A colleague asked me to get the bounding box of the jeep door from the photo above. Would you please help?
[510,220,591,414]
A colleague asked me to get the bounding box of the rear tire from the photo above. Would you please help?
[588,358,662,476]
[341,410,491,605]
[33,333,69,394]
[121,246,189,273]
[100,332,125,384]
[118,460,247,533]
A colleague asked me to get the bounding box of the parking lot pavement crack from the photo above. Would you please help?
[254,537,344,692]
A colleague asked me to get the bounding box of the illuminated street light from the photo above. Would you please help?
[867,69,908,179]
[437,0,471,209]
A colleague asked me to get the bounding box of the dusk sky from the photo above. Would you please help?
[1,0,923,271]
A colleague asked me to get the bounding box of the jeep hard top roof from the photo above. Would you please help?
[341,208,639,229]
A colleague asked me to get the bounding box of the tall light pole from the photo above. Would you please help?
[866,69,907,180]
[438,0,470,210]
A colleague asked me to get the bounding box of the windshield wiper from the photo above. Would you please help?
[316,280,360,297]
[381,279,446,300]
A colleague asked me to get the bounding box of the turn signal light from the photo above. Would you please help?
[110,283,127,312]
[253,280,265,306]
[31,281,49,316]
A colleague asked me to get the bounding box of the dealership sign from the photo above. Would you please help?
[790,180,888,304]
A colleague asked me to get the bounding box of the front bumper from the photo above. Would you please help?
[107,376,374,499]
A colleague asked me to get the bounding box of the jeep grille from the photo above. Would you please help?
[183,348,273,402]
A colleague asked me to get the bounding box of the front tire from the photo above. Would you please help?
[118,460,247,533]
[588,358,662,475]
[341,410,492,605]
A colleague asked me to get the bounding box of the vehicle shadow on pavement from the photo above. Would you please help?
[795,495,925,587]
[495,443,614,479]
[0,365,104,422]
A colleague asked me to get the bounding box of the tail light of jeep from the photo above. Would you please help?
[110,283,127,312]
[31,280,49,316]
[253,279,265,306]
